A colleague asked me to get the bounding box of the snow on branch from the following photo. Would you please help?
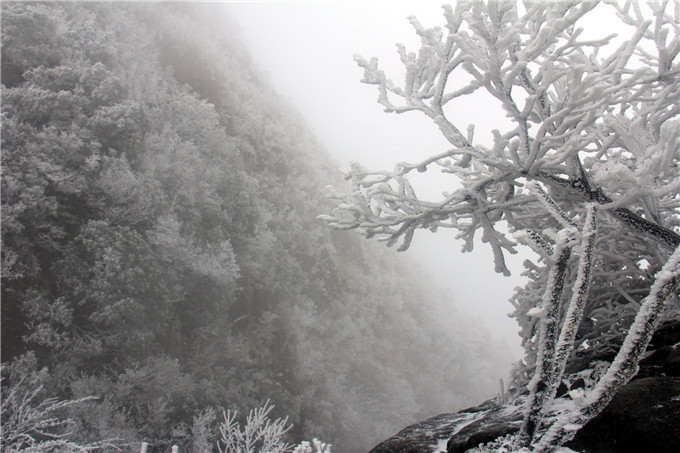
[323,1,679,270]
[217,400,292,453]
[518,203,599,447]
[519,224,575,445]
[535,243,680,450]
[0,380,121,452]
[321,2,679,448]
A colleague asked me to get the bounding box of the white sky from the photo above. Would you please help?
[220,0,526,359]
[219,1,634,359]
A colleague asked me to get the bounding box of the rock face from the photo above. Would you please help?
[369,400,511,453]
[369,321,680,453]
[565,376,680,453]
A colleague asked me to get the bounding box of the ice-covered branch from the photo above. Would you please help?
[327,1,679,269]
[547,204,598,400]
[519,225,576,445]
[322,3,679,447]
[520,204,599,448]
[217,400,293,453]
[534,244,680,450]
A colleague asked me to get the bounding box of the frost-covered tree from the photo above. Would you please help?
[322,1,680,450]
[2,2,507,449]
[0,370,120,452]
[216,400,332,453]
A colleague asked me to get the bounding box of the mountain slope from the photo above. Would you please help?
[1,3,508,450]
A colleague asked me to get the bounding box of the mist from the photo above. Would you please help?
[2,2,536,451]
[223,1,528,355]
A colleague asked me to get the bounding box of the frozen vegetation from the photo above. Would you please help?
[1,2,509,451]
[323,1,679,451]
[2,1,679,452]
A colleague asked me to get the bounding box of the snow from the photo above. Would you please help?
[526,306,544,318]
[431,437,448,453]
[425,410,493,452]
[451,410,491,436]
[318,1,680,449]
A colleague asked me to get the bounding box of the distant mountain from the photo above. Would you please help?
[1,3,508,450]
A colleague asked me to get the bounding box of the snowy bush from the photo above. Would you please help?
[292,438,333,453]
[216,400,331,453]
[217,400,292,453]
[322,1,680,450]
[0,374,119,452]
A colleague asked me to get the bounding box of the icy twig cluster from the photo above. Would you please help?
[217,400,292,453]
[321,1,679,272]
[322,1,679,451]
[0,379,120,452]
[216,400,332,453]
[293,438,333,453]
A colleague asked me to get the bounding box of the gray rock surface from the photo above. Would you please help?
[369,321,680,453]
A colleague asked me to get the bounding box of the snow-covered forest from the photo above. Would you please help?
[0,2,511,452]
[3,1,680,452]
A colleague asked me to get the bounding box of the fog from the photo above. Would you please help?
[6,1,670,449]
[223,1,530,356]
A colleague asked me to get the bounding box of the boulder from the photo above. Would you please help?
[565,377,680,453]
[369,321,680,453]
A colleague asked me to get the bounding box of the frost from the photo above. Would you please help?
[321,1,680,451]
[217,400,292,453]
[526,307,544,318]
[293,439,333,453]
[431,437,449,453]
[563,423,580,432]
[567,389,585,404]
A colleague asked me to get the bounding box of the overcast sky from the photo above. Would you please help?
[219,1,627,357]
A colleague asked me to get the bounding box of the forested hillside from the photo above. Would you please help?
[1,3,507,451]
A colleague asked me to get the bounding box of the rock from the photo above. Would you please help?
[369,400,501,453]
[636,319,680,379]
[565,377,680,453]
[447,422,520,453]
[369,412,474,453]
[369,321,680,453]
